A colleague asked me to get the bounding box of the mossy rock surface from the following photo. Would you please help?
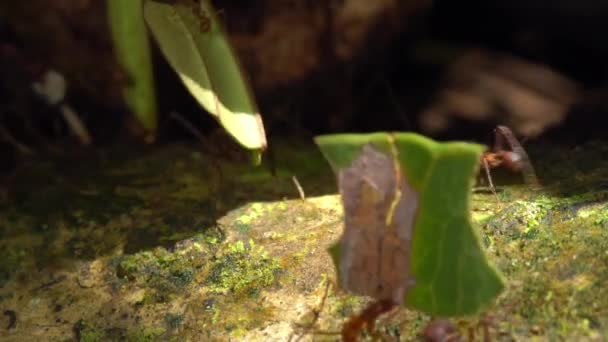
[0,139,607,341]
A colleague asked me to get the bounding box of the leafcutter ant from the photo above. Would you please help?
[341,299,397,341]
[289,284,400,342]
[422,314,497,342]
[479,125,539,201]
[422,319,461,342]
[183,0,211,33]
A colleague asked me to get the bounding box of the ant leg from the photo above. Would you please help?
[468,324,476,341]
[480,314,495,342]
[290,280,333,342]
[482,158,501,205]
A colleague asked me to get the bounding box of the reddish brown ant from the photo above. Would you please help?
[422,314,497,342]
[479,125,539,200]
[341,299,397,341]
[422,319,462,342]
[182,0,212,33]
[290,292,398,341]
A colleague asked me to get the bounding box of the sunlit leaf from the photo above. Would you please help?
[315,132,505,316]
[143,0,267,155]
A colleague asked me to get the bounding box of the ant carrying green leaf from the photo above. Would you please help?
[313,132,505,341]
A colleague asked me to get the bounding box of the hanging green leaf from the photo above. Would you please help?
[315,132,505,317]
[107,0,158,140]
[143,0,267,155]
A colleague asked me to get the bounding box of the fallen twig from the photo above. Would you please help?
[292,175,306,200]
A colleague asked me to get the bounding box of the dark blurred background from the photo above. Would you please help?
[1,0,608,168]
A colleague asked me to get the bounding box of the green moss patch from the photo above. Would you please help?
[111,230,222,303]
[205,239,282,298]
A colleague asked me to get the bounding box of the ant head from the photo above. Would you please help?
[483,152,504,168]
[422,319,459,342]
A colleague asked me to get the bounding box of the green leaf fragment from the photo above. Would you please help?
[143,0,267,152]
[314,132,505,317]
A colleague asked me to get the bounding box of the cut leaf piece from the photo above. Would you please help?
[315,132,505,317]
[143,0,267,153]
[336,142,418,305]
